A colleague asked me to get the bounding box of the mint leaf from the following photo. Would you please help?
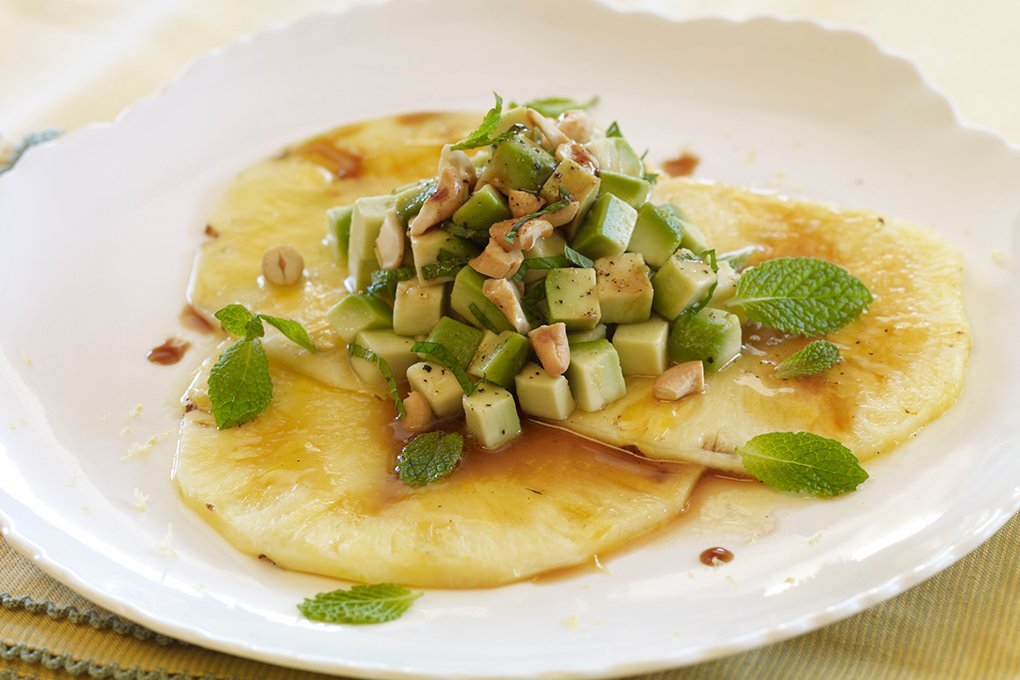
[467,302,501,335]
[718,245,765,271]
[215,304,256,336]
[397,431,464,486]
[775,340,840,379]
[298,584,421,625]
[258,314,317,352]
[605,121,623,138]
[737,432,868,496]
[524,96,598,118]
[411,341,477,395]
[366,266,416,298]
[563,244,593,269]
[512,255,569,282]
[348,344,405,417]
[208,338,272,429]
[729,257,873,335]
[451,92,504,150]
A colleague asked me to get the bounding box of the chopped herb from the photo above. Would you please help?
[348,344,405,417]
[563,245,593,268]
[451,93,505,150]
[605,121,623,138]
[504,189,573,244]
[298,584,421,625]
[410,341,477,394]
[511,255,570,282]
[774,340,841,379]
[521,283,548,326]
[441,221,490,244]
[523,96,598,118]
[397,431,465,486]
[718,245,765,271]
[366,267,416,297]
[468,302,501,334]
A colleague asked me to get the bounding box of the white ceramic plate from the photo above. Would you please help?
[1,1,1018,677]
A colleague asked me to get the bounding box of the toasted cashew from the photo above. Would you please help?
[528,323,570,377]
[375,209,405,270]
[653,361,706,401]
[545,201,580,228]
[402,391,434,433]
[556,109,594,143]
[408,145,476,235]
[527,109,569,150]
[516,218,553,250]
[262,245,304,286]
[555,142,599,174]
[483,278,531,334]
[469,240,525,278]
[508,190,545,218]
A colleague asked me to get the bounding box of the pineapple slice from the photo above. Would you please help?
[561,181,970,473]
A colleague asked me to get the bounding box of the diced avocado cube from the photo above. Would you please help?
[480,134,557,193]
[668,308,743,372]
[709,260,740,308]
[348,195,395,291]
[545,268,601,330]
[326,294,393,343]
[422,317,484,370]
[409,230,479,284]
[467,331,531,389]
[565,339,626,412]
[450,268,514,332]
[628,204,685,268]
[594,253,653,324]
[651,252,717,319]
[452,184,512,232]
[540,158,601,237]
[463,382,522,449]
[327,205,353,256]
[350,329,417,386]
[567,324,607,344]
[674,205,712,253]
[613,318,669,376]
[571,193,638,260]
[586,137,644,177]
[393,280,447,337]
[394,179,437,227]
[514,362,576,420]
[597,170,652,209]
[522,231,567,283]
[406,361,464,417]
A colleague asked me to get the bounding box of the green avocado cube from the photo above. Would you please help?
[540,158,601,238]
[565,339,627,412]
[450,268,514,333]
[567,324,607,344]
[394,179,437,227]
[393,280,447,337]
[463,382,522,449]
[348,195,395,291]
[668,308,743,372]
[597,170,652,209]
[406,361,464,417]
[651,252,717,319]
[628,204,685,268]
[422,316,484,370]
[545,268,601,330]
[350,329,417,386]
[587,137,644,177]
[480,134,557,193]
[612,317,670,376]
[327,204,353,256]
[522,231,567,283]
[467,331,531,389]
[571,193,638,260]
[709,260,740,308]
[409,230,479,284]
[514,362,576,420]
[452,184,512,232]
[326,294,393,343]
[594,253,653,324]
[675,205,712,253]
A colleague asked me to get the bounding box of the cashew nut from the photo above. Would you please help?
[483,278,531,334]
[402,391,434,433]
[556,109,594,143]
[527,109,570,150]
[261,245,304,286]
[408,145,476,235]
[515,218,553,250]
[653,361,706,401]
[469,239,524,279]
[508,190,545,218]
[375,209,405,270]
[545,201,580,228]
[555,142,599,174]
[528,323,570,377]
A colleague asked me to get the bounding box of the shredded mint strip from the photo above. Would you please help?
[524,96,598,118]
[298,584,421,625]
[442,222,489,244]
[397,431,465,486]
[563,245,593,269]
[605,121,623,138]
[451,92,504,150]
[410,341,477,395]
[504,195,572,244]
[422,259,467,281]
[521,284,548,326]
[348,344,405,417]
[729,257,873,335]
[737,431,868,497]
[512,255,569,282]
[468,302,501,334]
[366,266,416,297]
[775,340,841,379]
[208,305,316,429]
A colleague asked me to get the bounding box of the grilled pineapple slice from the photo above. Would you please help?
[561,181,969,473]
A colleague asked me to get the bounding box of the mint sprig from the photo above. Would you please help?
[451,92,504,150]
[775,340,841,379]
[298,584,421,625]
[728,257,873,335]
[524,96,598,118]
[397,431,465,486]
[208,305,317,429]
[737,432,868,497]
